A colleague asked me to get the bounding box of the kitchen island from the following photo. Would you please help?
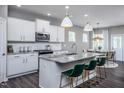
[39,52,100,88]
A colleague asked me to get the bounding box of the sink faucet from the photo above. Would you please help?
[71,43,77,53]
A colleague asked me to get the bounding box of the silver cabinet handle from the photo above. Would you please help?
[30,55,34,56]
[21,36,22,41]
[14,56,19,58]
[23,58,25,63]
[26,58,28,63]
[23,36,25,41]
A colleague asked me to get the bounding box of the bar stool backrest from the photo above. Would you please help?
[70,64,84,77]
[88,60,97,70]
[98,58,106,66]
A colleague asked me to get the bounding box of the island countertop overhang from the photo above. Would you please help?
[38,53,101,64]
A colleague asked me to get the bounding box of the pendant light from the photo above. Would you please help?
[83,22,93,31]
[93,22,103,41]
[61,6,73,28]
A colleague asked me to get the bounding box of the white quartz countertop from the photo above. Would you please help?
[39,52,101,64]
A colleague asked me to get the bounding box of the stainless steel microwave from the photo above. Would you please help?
[35,32,50,42]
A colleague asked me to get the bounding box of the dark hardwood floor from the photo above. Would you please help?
[77,62,124,88]
[0,72,39,88]
[0,62,124,88]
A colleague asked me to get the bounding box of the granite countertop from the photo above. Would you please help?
[39,52,101,64]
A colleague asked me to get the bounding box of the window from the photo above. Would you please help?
[68,31,76,42]
[82,33,88,42]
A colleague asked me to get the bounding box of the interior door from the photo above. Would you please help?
[111,34,124,61]
[0,18,6,83]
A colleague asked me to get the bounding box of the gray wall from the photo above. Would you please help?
[8,6,89,53]
[0,5,8,18]
[108,25,124,49]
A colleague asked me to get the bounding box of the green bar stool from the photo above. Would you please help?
[96,57,107,79]
[84,60,97,87]
[59,64,85,88]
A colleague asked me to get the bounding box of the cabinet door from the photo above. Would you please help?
[8,17,22,41]
[49,25,58,42]
[25,53,38,72]
[43,21,50,34]
[22,20,35,41]
[58,27,65,42]
[0,18,6,83]
[36,19,50,33]
[7,55,24,76]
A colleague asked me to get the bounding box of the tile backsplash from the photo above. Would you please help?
[8,43,62,53]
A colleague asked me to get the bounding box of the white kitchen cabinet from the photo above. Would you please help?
[58,27,65,42]
[49,25,58,42]
[8,17,23,41]
[7,53,38,77]
[22,20,35,41]
[8,17,35,42]
[7,55,24,76]
[49,25,65,42]
[25,53,38,72]
[36,19,50,34]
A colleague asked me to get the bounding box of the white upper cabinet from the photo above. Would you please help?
[58,27,65,42]
[49,25,58,42]
[8,17,23,41]
[22,20,35,41]
[36,19,50,34]
[8,17,35,42]
[49,25,65,42]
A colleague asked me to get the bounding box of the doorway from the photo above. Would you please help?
[111,34,124,61]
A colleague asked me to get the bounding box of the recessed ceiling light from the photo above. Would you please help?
[16,5,21,7]
[84,14,88,17]
[70,15,73,18]
[47,13,51,16]
[65,6,69,9]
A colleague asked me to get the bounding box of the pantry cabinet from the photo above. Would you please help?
[8,17,35,42]
[7,53,38,77]
[36,19,50,33]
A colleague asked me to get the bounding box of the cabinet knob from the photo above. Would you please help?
[2,53,5,56]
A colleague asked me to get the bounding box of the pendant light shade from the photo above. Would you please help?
[92,22,104,41]
[83,22,93,31]
[61,15,73,28]
[61,6,73,28]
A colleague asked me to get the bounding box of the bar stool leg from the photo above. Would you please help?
[99,67,102,79]
[70,77,73,88]
[82,74,84,83]
[104,65,107,78]
[76,77,78,86]
[59,73,63,88]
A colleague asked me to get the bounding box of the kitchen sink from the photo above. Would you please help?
[65,53,77,55]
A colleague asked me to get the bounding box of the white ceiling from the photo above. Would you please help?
[10,5,124,28]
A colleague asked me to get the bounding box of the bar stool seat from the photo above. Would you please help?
[59,64,84,88]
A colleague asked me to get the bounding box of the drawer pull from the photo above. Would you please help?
[14,56,19,58]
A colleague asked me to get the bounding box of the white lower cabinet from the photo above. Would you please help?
[7,53,38,77]
[25,54,38,72]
